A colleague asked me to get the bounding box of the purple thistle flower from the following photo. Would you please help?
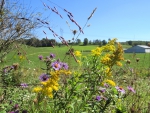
[51,61,61,70]
[10,66,14,69]
[20,83,28,88]
[127,86,136,93]
[14,104,19,109]
[50,53,55,58]
[15,110,19,113]
[57,59,61,62]
[39,74,49,81]
[99,88,106,93]
[95,96,101,101]
[104,83,109,88]
[61,63,68,70]
[3,68,7,73]
[38,55,43,60]
[115,86,125,94]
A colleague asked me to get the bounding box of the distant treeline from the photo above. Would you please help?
[121,40,150,46]
[17,37,150,47]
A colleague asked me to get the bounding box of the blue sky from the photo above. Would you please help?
[17,0,150,42]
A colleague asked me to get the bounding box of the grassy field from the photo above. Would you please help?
[2,44,150,70]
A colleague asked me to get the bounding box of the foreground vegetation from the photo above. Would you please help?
[1,43,150,113]
[1,0,150,113]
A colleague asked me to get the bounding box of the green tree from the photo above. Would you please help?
[76,39,81,45]
[127,41,133,46]
[83,38,88,45]
[0,0,41,61]
[102,40,107,45]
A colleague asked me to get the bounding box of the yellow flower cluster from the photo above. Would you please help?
[33,70,71,98]
[101,54,111,65]
[102,38,117,52]
[103,79,116,86]
[91,47,102,56]
[90,38,124,76]
[91,39,117,56]
[19,55,26,60]
[105,67,112,76]
[101,42,124,68]
[74,51,82,57]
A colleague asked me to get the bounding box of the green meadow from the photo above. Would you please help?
[3,45,100,68]
[4,44,150,69]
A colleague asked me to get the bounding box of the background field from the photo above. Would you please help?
[3,44,150,70]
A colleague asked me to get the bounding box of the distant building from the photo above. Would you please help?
[124,45,150,53]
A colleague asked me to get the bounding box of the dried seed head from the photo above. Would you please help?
[13,63,19,70]
[72,30,77,35]
[15,24,21,32]
[136,58,140,62]
[33,98,38,104]
[126,60,131,64]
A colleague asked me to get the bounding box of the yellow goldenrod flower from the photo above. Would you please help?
[19,55,26,60]
[77,60,82,66]
[74,51,82,57]
[91,47,102,56]
[104,79,116,86]
[33,69,71,98]
[33,87,42,93]
[116,61,122,66]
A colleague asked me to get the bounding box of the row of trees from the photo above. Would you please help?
[21,37,109,47]
[20,37,150,47]
[126,41,150,46]
[83,38,108,46]
[22,38,56,47]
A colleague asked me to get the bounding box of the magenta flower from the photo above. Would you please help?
[104,83,109,88]
[51,61,61,70]
[99,88,106,93]
[38,55,43,60]
[50,53,55,58]
[20,83,28,88]
[96,96,101,101]
[61,63,68,70]
[115,86,125,94]
[39,74,49,81]
[127,86,136,93]
[14,104,19,109]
